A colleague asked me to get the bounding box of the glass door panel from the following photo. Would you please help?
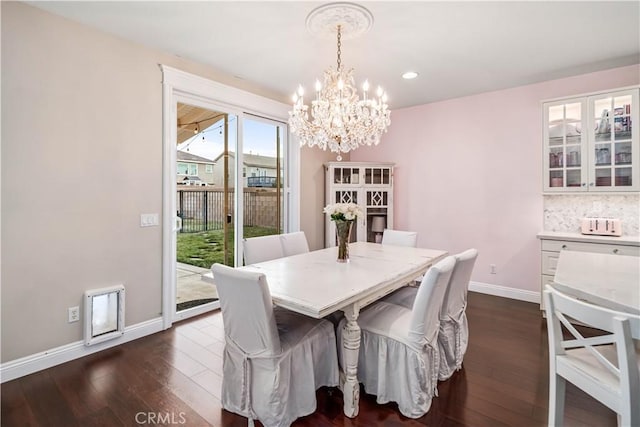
[594,168,612,187]
[566,170,582,188]
[615,142,632,165]
[613,95,632,141]
[174,103,236,314]
[242,116,286,261]
[544,100,586,191]
[594,97,613,142]
[615,167,632,187]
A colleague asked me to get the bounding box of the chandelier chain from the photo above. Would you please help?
[336,25,342,71]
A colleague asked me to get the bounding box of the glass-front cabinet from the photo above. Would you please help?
[324,162,394,247]
[543,88,639,192]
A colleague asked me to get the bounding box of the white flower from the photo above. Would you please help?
[323,202,362,221]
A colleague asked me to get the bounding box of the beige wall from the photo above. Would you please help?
[299,149,342,250]
[0,2,327,363]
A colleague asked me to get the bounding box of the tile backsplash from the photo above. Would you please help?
[543,194,640,236]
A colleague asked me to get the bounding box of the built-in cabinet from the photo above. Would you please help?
[543,87,639,192]
[537,232,640,309]
[325,162,394,247]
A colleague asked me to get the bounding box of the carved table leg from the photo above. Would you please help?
[341,304,361,418]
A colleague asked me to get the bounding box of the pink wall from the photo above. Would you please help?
[352,65,640,295]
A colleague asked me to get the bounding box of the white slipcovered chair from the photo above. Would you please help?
[338,256,456,418]
[382,248,478,380]
[543,285,640,427]
[242,234,283,265]
[212,264,339,427]
[279,231,310,257]
[381,229,420,284]
[381,229,418,247]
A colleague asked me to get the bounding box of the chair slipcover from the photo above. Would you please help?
[279,231,310,257]
[212,264,339,427]
[544,285,640,427]
[436,248,477,380]
[382,248,478,381]
[243,234,284,265]
[381,229,418,247]
[338,256,456,418]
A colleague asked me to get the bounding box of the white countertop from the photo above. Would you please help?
[552,250,640,315]
[537,231,640,246]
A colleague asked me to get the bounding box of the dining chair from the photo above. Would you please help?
[381,229,418,247]
[543,285,640,427]
[242,234,284,265]
[381,248,478,380]
[338,256,456,418]
[279,231,310,257]
[381,228,421,285]
[212,263,339,427]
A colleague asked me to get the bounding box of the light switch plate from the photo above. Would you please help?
[140,213,159,227]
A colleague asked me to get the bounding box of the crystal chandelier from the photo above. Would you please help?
[289,3,390,161]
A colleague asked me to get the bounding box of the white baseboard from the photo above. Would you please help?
[0,317,163,383]
[469,281,540,304]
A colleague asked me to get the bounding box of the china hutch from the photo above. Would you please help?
[324,162,394,247]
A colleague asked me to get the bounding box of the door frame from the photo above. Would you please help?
[161,65,299,329]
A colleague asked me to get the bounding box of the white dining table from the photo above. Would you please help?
[203,241,448,418]
[552,250,640,315]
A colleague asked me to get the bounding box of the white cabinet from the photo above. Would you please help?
[537,232,640,310]
[543,87,639,192]
[325,162,394,247]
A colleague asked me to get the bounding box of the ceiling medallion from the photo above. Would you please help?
[289,2,390,161]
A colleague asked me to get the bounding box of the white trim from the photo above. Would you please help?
[469,281,540,304]
[0,317,163,383]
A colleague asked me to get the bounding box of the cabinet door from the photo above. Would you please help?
[543,98,588,192]
[588,89,639,191]
[364,166,392,186]
[331,165,360,185]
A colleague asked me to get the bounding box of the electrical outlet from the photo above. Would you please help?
[68,306,80,323]
[490,264,497,274]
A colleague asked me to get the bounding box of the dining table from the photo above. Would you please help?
[552,249,640,315]
[202,241,448,418]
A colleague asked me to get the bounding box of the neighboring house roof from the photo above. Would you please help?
[177,150,215,164]
[211,152,277,169]
[183,176,201,181]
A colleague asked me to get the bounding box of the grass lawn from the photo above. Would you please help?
[177,226,278,268]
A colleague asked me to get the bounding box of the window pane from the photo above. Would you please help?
[177,162,189,175]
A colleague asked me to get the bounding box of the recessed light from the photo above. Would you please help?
[402,71,418,80]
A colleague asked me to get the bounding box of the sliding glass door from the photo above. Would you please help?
[162,65,297,325]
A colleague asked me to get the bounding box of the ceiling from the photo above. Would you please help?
[26,1,640,109]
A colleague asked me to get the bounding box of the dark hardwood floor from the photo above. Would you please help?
[1,293,616,426]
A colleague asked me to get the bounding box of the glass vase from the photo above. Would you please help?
[335,220,353,263]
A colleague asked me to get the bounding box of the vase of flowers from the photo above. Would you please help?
[323,203,363,263]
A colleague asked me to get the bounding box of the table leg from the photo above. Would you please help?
[341,304,361,418]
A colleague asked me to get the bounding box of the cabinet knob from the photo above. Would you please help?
[613,248,619,254]
[589,182,595,187]
[581,183,586,187]
[561,244,567,250]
